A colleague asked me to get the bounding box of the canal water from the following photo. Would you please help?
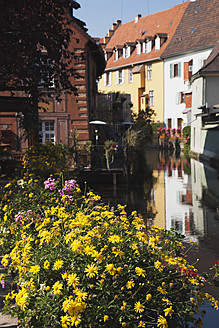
[87,149,219,327]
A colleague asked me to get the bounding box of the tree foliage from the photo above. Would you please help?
[0,0,80,97]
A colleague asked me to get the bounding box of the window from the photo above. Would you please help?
[149,90,154,107]
[146,41,152,53]
[176,92,185,104]
[128,68,133,83]
[155,37,160,51]
[170,62,181,78]
[136,43,141,55]
[168,119,172,129]
[123,46,130,58]
[177,118,183,130]
[39,121,55,144]
[105,72,112,86]
[115,50,118,61]
[116,69,124,85]
[147,64,152,80]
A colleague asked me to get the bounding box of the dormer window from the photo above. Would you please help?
[142,41,146,53]
[136,42,141,55]
[146,40,152,53]
[155,37,160,51]
[123,46,130,58]
[114,46,123,61]
[104,49,113,61]
[115,49,118,61]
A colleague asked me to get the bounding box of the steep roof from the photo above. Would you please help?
[162,0,219,58]
[103,2,189,70]
[200,41,219,74]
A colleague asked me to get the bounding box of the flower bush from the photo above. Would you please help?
[23,142,70,180]
[104,140,118,170]
[0,174,218,328]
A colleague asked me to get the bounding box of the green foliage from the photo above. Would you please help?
[131,107,155,147]
[23,142,69,180]
[0,175,218,328]
[183,126,191,157]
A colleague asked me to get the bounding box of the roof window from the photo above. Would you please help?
[169,22,173,26]
[195,7,199,13]
[191,27,196,33]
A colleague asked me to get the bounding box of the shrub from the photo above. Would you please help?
[23,142,69,180]
[0,176,218,328]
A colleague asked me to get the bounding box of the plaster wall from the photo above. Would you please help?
[164,48,212,129]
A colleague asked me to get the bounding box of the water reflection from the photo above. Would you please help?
[90,150,219,325]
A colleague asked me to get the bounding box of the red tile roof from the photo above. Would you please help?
[103,2,189,70]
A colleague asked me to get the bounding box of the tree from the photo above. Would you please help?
[0,0,80,139]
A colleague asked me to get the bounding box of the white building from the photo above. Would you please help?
[190,42,219,161]
[161,0,219,131]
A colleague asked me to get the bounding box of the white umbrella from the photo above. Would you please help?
[89,120,107,125]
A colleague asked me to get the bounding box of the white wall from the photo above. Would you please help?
[164,48,212,129]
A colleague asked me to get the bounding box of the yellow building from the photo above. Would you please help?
[98,2,189,122]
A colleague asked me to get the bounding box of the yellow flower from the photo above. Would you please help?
[157,315,168,328]
[29,193,34,198]
[54,259,64,270]
[44,260,50,270]
[75,290,87,302]
[135,267,146,277]
[1,255,9,267]
[67,273,80,288]
[104,315,109,322]
[138,321,146,327]
[122,323,127,327]
[105,263,116,275]
[155,261,163,272]
[146,294,152,302]
[126,279,135,289]
[134,302,145,313]
[157,286,167,295]
[29,265,40,274]
[164,307,174,317]
[52,281,63,295]
[84,263,98,278]
[108,234,123,243]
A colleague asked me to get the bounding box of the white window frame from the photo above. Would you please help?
[149,90,154,107]
[116,69,124,85]
[146,41,152,53]
[115,49,118,61]
[155,37,160,51]
[147,64,152,80]
[105,72,112,86]
[128,68,133,83]
[136,43,141,55]
[39,121,55,144]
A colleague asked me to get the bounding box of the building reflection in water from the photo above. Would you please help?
[152,153,219,245]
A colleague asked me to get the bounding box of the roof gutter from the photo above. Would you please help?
[161,44,214,60]
[104,57,162,72]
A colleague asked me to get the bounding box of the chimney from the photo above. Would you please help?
[112,23,117,31]
[108,30,113,37]
[116,20,122,26]
[135,14,142,23]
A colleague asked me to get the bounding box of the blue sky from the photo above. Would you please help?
[75,0,187,38]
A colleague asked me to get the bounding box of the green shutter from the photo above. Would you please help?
[170,63,173,79]
[178,62,181,77]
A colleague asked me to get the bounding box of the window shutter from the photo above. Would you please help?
[178,62,181,77]
[116,71,119,84]
[170,64,173,79]
[123,48,126,58]
[104,73,106,86]
[176,92,180,105]
[122,70,124,84]
[109,72,112,86]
